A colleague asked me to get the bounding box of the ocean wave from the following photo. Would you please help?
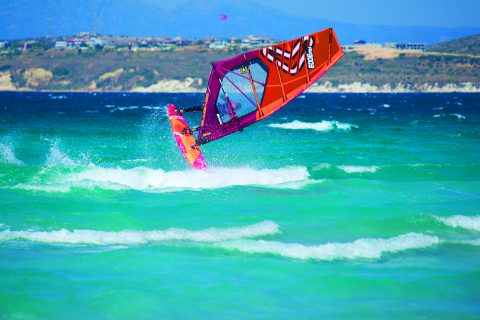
[337,165,379,173]
[141,106,163,110]
[216,233,439,261]
[433,215,480,232]
[269,120,357,132]
[0,143,23,165]
[456,238,480,246]
[0,223,441,261]
[433,113,466,120]
[48,94,67,100]
[11,166,312,193]
[312,163,379,174]
[312,163,332,170]
[9,184,72,193]
[0,221,279,245]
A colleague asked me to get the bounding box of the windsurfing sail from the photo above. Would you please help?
[196,28,344,145]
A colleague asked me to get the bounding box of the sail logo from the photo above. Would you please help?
[307,46,315,69]
[261,35,315,75]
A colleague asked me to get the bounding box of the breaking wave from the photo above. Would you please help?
[216,233,440,261]
[1,222,442,261]
[433,215,480,232]
[0,221,279,245]
[10,165,312,193]
[269,120,357,132]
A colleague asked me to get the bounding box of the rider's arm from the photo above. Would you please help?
[177,105,203,114]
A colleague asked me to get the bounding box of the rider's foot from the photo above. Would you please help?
[181,128,193,135]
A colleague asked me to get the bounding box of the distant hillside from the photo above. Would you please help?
[428,34,480,55]
[1,47,479,92]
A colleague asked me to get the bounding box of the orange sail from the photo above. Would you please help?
[196,28,344,145]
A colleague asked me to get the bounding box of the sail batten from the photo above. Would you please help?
[197,28,344,145]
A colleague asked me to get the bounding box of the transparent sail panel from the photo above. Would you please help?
[216,60,268,123]
[249,61,268,104]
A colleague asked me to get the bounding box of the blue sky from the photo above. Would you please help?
[153,0,480,28]
[1,0,479,41]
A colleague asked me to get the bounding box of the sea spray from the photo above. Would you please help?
[45,141,79,167]
[0,143,23,165]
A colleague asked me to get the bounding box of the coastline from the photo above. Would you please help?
[2,45,479,94]
[2,70,479,94]
[1,81,479,94]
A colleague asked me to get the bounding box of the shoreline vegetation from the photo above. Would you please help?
[1,37,479,93]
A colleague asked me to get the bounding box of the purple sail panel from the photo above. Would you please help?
[197,50,261,144]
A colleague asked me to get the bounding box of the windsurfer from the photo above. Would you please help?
[176,106,203,135]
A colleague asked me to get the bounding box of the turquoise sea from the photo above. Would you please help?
[1,92,479,319]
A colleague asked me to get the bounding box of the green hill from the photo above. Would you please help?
[427,34,480,55]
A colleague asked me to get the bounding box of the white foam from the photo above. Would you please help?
[433,113,466,120]
[450,113,466,120]
[49,95,66,100]
[0,143,23,165]
[122,158,149,164]
[216,233,439,261]
[8,184,72,193]
[12,166,312,193]
[269,120,357,132]
[380,104,390,108]
[433,215,480,232]
[142,106,163,110]
[313,163,332,170]
[118,106,140,111]
[337,165,379,173]
[71,166,311,191]
[45,142,79,167]
[0,221,279,245]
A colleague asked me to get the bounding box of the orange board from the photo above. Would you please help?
[167,104,207,169]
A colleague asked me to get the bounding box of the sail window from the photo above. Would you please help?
[216,59,268,123]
